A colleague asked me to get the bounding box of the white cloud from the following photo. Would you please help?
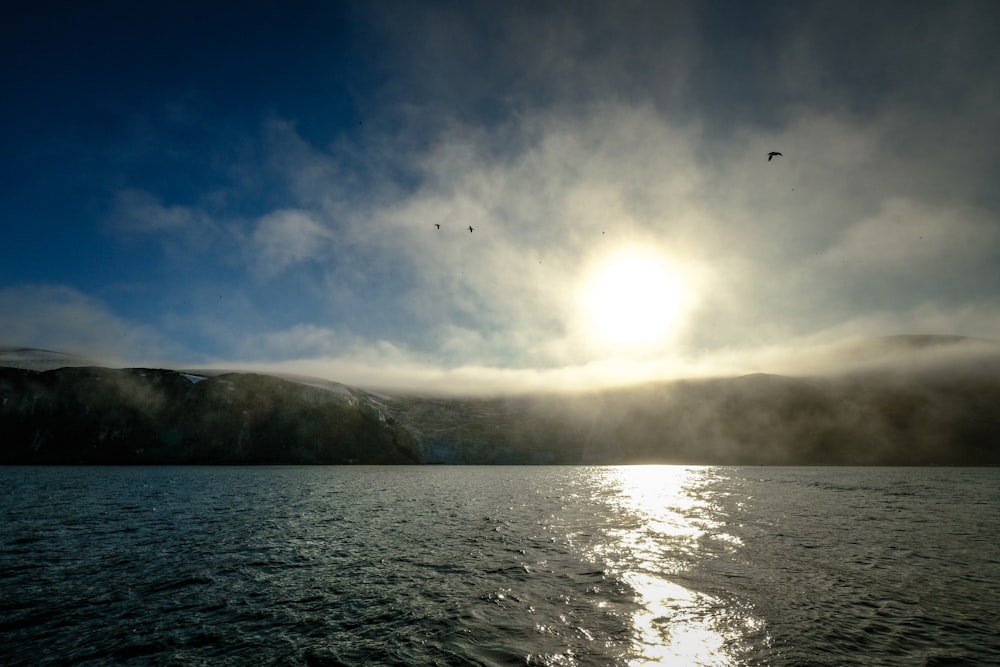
[109,189,200,233]
[250,209,333,277]
[819,198,998,273]
[108,188,341,281]
[0,284,182,366]
[155,89,998,385]
[106,188,237,262]
[60,2,998,392]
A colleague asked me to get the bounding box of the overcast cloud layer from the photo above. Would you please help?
[2,1,999,392]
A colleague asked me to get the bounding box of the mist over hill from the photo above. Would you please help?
[1,337,998,465]
[0,367,417,465]
[0,346,97,371]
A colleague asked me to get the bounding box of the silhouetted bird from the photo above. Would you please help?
[468,226,474,233]
[435,224,440,229]
[767,151,782,161]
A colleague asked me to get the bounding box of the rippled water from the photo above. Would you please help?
[2,466,998,666]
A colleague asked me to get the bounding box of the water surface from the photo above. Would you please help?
[2,466,998,665]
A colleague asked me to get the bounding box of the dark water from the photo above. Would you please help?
[1,466,998,666]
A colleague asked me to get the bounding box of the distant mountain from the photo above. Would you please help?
[870,334,982,348]
[2,337,999,465]
[0,346,97,371]
[821,335,1000,378]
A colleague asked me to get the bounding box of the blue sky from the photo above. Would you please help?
[2,1,999,392]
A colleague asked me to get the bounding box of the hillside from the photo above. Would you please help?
[1,337,999,465]
[0,366,417,464]
[381,371,1000,465]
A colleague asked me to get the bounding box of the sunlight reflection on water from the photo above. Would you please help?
[595,466,766,666]
[3,467,994,665]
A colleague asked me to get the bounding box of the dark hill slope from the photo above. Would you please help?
[383,371,1000,465]
[0,366,418,464]
[2,362,999,465]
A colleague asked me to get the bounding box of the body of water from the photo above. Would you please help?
[2,466,998,665]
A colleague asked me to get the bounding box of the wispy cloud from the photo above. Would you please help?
[107,188,234,261]
[109,189,203,233]
[0,284,182,366]
[818,198,998,274]
[6,2,998,393]
[249,209,334,278]
[100,88,1000,390]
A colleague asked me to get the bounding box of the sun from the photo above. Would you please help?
[582,251,687,346]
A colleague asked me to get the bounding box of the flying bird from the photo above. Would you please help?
[435,224,440,229]
[468,226,474,233]
[767,151,782,161]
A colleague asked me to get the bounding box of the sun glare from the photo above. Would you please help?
[593,466,758,666]
[583,251,688,347]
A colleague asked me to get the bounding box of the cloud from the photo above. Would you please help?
[109,189,201,233]
[45,1,995,392]
[0,284,183,366]
[106,188,236,262]
[105,88,999,385]
[249,209,334,278]
[109,186,339,280]
[819,198,998,273]
[358,2,699,131]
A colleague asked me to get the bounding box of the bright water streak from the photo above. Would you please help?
[1,466,998,666]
